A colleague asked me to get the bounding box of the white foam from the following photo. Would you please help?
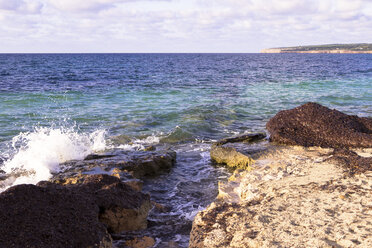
[1,127,107,190]
[114,134,161,151]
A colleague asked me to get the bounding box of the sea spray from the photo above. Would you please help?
[1,127,107,190]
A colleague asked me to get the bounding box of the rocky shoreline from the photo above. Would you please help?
[190,103,372,248]
[1,102,371,247]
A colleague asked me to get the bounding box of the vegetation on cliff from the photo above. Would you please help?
[261,43,372,53]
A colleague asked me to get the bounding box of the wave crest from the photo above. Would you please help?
[1,127,107,189]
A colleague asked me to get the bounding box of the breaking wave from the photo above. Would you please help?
[0,127,107,190]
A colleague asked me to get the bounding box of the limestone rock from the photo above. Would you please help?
[125,236,155,248]
[328,149,372,175]
[0,174,152,247]
[0,182,112,248]
[55,149,177,181]
[72,174,152,233]
[214,133,266,146]
[211,145,254,170]
[210,133,266,170]
[266,102,372,148]
[190,147,372,248]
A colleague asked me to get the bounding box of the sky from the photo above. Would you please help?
[0,0,371,53]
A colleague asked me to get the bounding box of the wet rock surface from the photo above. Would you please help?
[267,102,372,148]
[210,133,266,170]
[0,174,152,248]
[52,149,176,184]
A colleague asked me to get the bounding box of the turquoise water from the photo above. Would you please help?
[0,54,371,146]
[0,53,371,246]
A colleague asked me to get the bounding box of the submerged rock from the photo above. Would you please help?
[0,174,152,248]
[210,133,266,170]
[266,102,372,148]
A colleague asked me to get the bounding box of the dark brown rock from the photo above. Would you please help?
[79,175,152,233]
[84,154,115,160]
[55,149,177,181]
[213,133,266,146]
[328,149,372,175]
[0,174,152,248]
[0,183,112,248]
[266,102,372,148]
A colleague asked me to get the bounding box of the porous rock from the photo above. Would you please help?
[56,149,177,180]
[266,102,372,148]
[328,149,372,175]
[210,133,266,170]
[0,174,152,248]
[125,236,155,248]
[0,182,112,248]
[190,147,372,248]
[210,145,254,170]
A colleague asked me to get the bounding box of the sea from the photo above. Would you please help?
[0,53,371,246]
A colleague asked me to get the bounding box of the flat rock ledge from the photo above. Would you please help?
[191,103,372,248]
[266,102,372,148]
[190,146,372,248]
[0,174,152,248]
[210,133,266,170]
[49,149,176,191]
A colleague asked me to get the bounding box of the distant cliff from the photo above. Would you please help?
[261,43,372,54]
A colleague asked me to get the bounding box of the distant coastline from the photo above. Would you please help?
[261,43,372,54]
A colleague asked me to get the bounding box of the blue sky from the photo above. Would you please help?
[0,0,371,52]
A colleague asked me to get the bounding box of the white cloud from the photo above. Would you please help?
[0,0,371,52]
[0,0,23,11]
[0,0,42,14]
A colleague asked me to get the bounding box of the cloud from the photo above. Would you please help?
[0,0,23,11]
[46,0,170,13]
[0,0,371,52]
[0,0,42,14]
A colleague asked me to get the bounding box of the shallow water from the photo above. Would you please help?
[0,53,371,246]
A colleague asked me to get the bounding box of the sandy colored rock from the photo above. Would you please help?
[266,102,372,148]
[125,236,155,248]
[77,175,152,233]
[190,146,372,248]
[210,133,266,170]
[210,145,254,170]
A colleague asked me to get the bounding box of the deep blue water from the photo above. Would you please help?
[0,53,371,246]
[1,53,371,144]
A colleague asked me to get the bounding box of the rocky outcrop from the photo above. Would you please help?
[52,149,176,185]
[192,104,372,248]
[190,146,372,248]
[75,175,152,233]
[210,133,266,170]
[267,102,372,148]
[0,174,152,248]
